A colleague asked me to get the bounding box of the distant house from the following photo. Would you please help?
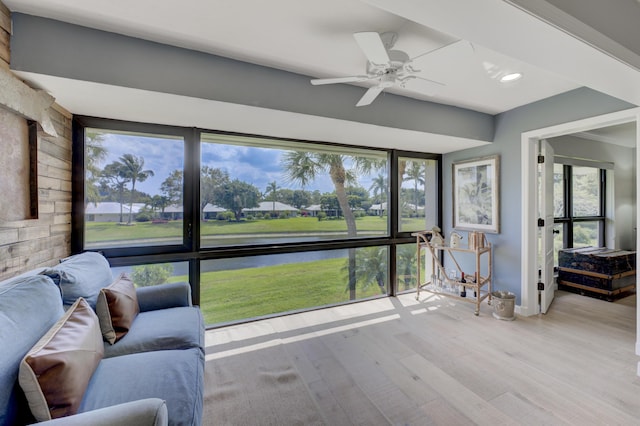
[158,203,227,220]
[161,204,184,220]
[302,204,322,217]
[402,202,424,213]
[369,202,387,216]
[202,203,227,220]
[85,202,145,222]
[243,201,299,217]
[302,203,344,217]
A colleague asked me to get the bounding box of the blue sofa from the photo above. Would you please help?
[0,252,204,426]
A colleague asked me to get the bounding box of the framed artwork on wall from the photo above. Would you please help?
[452,155,500,233]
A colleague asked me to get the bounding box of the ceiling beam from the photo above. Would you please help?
[9,13,495,144]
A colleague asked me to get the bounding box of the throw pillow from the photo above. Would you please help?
[95,273,140,344]
[18,298,104,421]
[40,252,113,309]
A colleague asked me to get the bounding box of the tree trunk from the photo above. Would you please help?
[118,187,124,223]
[348,248,357,300]
[333,181,357,237]
[128,178,136,224]
[329,161,358,299]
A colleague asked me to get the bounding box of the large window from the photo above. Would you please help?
[74,118,441,326]
[554,162,606,253]
[398,156,439,233]
[200,133,389,247]
[200,247,388,324]
[83,128,185,249]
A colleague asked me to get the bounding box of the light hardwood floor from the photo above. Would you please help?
[205,291,640,425]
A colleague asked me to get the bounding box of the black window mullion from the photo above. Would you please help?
[389,151,400,239]
[183,128,200,253]
[71,120,86,254]
[599,169,606,246]
[566,165,575,247]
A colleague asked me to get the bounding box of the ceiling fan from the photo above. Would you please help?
[310,31,446,107]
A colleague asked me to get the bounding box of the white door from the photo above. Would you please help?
[539,139,555,313]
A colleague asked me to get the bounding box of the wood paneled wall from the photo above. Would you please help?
[0,1,9,69]
[0,1,73,281]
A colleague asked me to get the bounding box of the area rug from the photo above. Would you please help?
[202,344,325,425]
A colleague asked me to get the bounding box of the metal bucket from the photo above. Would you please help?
[491,291,516,320]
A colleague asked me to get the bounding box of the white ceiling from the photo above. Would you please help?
[575,122,637,148]
[4,0,638,151]
[4,0,580,114]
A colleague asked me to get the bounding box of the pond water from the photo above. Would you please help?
[111,246,348,277]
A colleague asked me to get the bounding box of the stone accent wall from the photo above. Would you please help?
[0,1,73,281]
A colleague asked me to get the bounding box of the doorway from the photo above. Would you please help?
[521,107,640,316]
[520,107,640,374]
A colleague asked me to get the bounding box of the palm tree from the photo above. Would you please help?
[369,173,387,216]
[85,132,107,206]
[404,161,425,215]
[119,154,154,224]
[101,161,130,223]
[396,244,418,291]
[282,151,381,299]
[343,247,388,294]
[369,174,387,203]
[266,181,279,213]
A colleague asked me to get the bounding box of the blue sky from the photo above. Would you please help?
[95,132,381,198]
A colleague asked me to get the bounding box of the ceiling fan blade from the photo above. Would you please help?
[310,75,371,85]
[353,32,390,66]
[356,85,384,107]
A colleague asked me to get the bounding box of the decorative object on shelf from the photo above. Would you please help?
[468,231,487,250]
[429,226,444,247]
[452,155,500,233]
[449,231,463,248]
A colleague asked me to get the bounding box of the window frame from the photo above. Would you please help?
[72,117,197,258]
[72,116,442,321]
[553,163,606,249]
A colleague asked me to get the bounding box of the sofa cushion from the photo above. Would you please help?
[103,306,204,358]
[137,281,192,312]
[39,398,168,426]
[0,274,64,426]
[41,252,113,309]
[19,298,104,421]
[80,348,204,426]
[96,273,140,344]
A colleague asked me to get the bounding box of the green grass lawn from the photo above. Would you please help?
[179,257,385,324]
[86,216,427,244]
[89,215,425,324]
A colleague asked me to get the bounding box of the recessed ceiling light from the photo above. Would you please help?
[500,72,523,83]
